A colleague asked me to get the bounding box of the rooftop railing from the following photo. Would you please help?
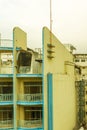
[18,119,42,128]
[0,94,13,101]
[18,93,42,102]
[0,39,13,47]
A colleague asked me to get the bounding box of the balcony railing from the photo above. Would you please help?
[0,39,13,47]
[19,66,31,73]
[0,94,13,101]
[19,66,42,74]
[18,93,42,102]
[0,120,13,128]
[18,119,42,128]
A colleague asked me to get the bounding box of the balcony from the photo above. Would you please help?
[0,120,13,128]
[18,119,42,128]
[17,93,43,105]
[19,66,31,74]
[0,94,13,105]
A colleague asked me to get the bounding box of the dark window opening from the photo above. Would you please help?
[81,59,85,62]
[0,82,13,94]
[17,51,32,66]
[86,101,87,105]
[75,59,79,62]
[24,106,42,120]
[0,107,13,121]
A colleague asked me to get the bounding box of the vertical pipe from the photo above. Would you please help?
[42,28,44,130]
[13,29,17,130]
[47,73,53,130]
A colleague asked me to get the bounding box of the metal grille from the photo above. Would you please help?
[76,80,85,125]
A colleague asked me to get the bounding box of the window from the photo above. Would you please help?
[24,82,42,94]
[75,59,79,62]
[0,82,13,94]
[86,91,87,95]
[0,107,13,121]
[86,101,87,105]
[81,59,85,62]
[82,67,85,69]
[24,106,42,120]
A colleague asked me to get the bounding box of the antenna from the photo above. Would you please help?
[0,33,1,46]
[50,0,52,44]
[47,0,55,59]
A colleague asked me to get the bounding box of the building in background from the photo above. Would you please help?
[64,45,87,127]
[64,44,76,54]
[74,54,87,80]
[0,27,76,130]
[74,53,87,126]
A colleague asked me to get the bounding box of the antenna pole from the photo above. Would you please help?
[50,0,52,44]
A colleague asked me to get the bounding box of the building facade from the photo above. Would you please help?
[74,54,87,125]
[0,27,76,130]
[74,54,87,80]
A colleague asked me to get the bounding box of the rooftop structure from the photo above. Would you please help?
[74,53,87,80]
[64,44,76,53]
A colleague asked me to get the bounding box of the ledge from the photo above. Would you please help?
[17,101,43,105]
[16,74,43,78]
[0,128,13,130]
[17,127,43,130]
[0,47,13,52]
[0,74,13,78]
[0,101,13,105]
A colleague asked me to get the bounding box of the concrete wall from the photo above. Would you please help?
[13,27,27,129]
[13,27,27,50]
[43,27,76,130]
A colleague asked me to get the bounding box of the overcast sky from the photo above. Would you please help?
[0,0,87,53]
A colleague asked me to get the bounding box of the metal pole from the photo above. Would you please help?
[50,0,52,44]
[0,33,1,46]
[0,34,1,73]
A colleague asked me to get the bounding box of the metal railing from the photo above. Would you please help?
[19,66,42,74]
[0,94,13,101]
[18,119,42,128]
[18,93,42,102]
[19,66,31,73]
[0,39,13,47]
[0,120,13,127]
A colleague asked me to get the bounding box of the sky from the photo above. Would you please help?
[0,0,87,53]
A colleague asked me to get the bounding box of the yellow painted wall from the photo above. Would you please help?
[13,27,27,128]
[43,27,76,130]
[0,78,12,82]
[13,27,27,50]
[53,74,76,130]
[43,27,74,74]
